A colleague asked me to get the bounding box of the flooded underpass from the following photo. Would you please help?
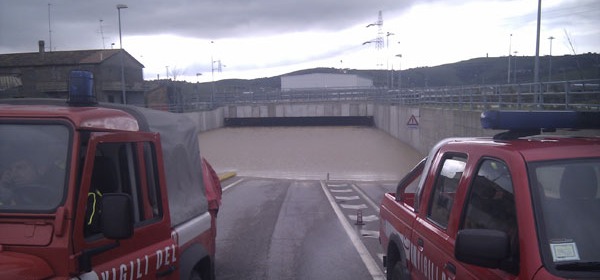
[198,126,424,181]
[199,126,426,279]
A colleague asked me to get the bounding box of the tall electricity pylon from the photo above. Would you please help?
[363,10,385,68]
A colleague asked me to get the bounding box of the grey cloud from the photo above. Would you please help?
[1,0,414,52]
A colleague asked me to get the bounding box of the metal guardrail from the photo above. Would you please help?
[149,79,600,112]
[379,79,600,111]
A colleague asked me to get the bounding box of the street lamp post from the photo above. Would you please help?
[534,0,542,105]
[117,4,128,104]
[548,36,555,82]
[513,51,518,83]
[386,32,395,89]
[507,34,512,84]
[210,41,215,106]
[396,54,402,90]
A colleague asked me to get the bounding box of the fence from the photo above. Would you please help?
[160,79,600,112]
[380,79,600,111]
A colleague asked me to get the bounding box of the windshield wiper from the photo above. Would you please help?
[555,261,600,271]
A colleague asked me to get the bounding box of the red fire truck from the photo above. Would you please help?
[0,71,220,279]
[379,110,600,279]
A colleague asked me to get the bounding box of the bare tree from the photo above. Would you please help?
[169,66,185,81]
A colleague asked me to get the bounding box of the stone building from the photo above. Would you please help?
[0,41,145,104]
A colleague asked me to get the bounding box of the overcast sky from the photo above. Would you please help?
[1,0,598,82]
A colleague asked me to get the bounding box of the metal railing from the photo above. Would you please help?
[141,79,600,112]
[379,79,600,111]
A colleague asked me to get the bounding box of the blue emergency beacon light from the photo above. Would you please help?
[481,110,600,140]
[67,70,97,106]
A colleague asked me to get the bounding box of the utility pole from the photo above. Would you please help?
[48,3,52,51]
[534,0,542,104]
[117,4,128,104]
[99,19,106,49]
[507,34,512,84]
[513,51,518,83]
[386,31,395,89]
[548,36,555,82]
[396,54,402,90]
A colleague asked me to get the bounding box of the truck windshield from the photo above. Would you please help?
[529,158,600,272]
[0,123,70,212]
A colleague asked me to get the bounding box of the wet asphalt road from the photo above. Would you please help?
[215,177,397,280]
[198,126,422,279]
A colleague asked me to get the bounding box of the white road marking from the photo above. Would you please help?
[335,195,360,200]
[328,183,349,187]
[320,181,385,280]
[330,189,353,193]
[222,178,244,192]
[340,203,368,210]
[351,183,380,213]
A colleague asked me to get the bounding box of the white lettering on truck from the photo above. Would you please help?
[96,246,177,280]
[156,245,177,269]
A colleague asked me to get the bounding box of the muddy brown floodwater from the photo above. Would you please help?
[198,126,424,181]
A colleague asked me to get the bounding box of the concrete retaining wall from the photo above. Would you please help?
[373,105,494,155]
[185,103,490,155]
[222,102,373,118]
[184,106,225,132]
[187,102,599,157]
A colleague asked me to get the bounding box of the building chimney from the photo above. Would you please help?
[38,40,45,54]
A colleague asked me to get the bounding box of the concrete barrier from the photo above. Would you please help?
[188,102,599,157]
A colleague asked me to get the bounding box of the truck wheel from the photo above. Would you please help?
[189,261,214,280]
[189,269,208,280]
[388,259,408,280]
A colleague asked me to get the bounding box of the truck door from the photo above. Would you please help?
[73,132,178,279]
[456,158,518,279]
[411,153,469,280]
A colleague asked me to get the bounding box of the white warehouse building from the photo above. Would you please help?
[281,73,373,91]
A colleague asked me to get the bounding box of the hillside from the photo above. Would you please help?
[206,53,599,92]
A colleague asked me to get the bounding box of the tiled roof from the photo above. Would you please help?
[0,49,143,68]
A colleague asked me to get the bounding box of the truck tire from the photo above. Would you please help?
[388,261,408,280]
[386,242,409,280]
[189,258,215,280]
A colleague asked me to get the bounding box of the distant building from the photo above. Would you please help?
[281,73,373,91]
[0,41,145,104]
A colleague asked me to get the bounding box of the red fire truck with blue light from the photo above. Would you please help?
[379,110,600,279]
[0,71,220,279]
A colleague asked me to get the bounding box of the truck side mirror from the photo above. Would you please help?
[455,229,510,268]
[101,193,134,240]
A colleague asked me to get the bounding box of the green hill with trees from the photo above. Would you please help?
[207,53,599,93]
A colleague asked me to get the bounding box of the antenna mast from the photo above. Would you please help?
[99,19,106,49]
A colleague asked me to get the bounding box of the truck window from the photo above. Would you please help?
[0,123,70,212]
[427,155,466,228]
[85,141,162,237]
[461,159,519,273]
[530,159,600,269]
[142,142,162,218]
[462,159,518,243]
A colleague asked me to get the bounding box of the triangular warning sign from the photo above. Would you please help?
[407,115,419,126]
